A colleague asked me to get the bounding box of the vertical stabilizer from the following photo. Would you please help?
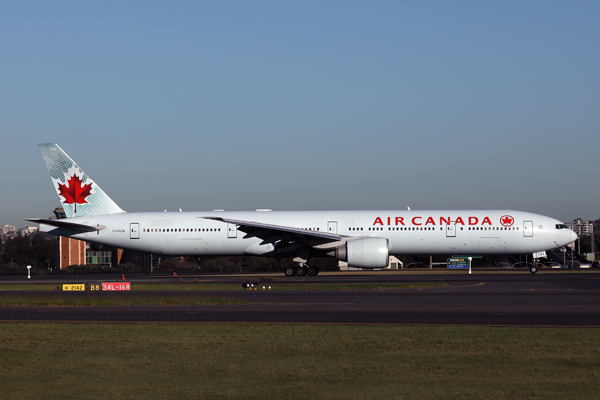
[38,143,125,218]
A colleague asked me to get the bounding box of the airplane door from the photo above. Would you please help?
[523,221,533,237]
[227,223,237,238]
[130,223,139,239]
[446,224,456,237]
[328,221,338,234]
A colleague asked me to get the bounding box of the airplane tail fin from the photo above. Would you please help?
[38,143,125,218]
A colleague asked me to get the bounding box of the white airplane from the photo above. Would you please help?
[27,143,577,276]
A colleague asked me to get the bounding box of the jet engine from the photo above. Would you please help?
[333,237,389,268]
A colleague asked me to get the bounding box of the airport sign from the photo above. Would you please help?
[447,258,469,269]
[102,282,131,291]
[62,284,85,291]
[62,282,131,291]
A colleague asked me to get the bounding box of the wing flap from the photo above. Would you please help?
[202,216,342,243]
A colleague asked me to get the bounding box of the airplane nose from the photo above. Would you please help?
[570,230,578,243]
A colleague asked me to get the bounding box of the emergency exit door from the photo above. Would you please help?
[328,221,338,234]
[523,221,533,237]
[130,223,139,239]
[227,223,237,238]
[446,224,456,237]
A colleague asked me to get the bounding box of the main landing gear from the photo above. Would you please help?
[284,264,320,277]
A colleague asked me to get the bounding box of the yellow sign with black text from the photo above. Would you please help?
[62,284,85,291]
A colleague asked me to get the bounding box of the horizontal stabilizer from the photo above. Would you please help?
[25,218,105,232]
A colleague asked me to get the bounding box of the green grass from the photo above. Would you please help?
[0,324,598,399]
[0,282,447,292]
[0,283,61,291]
[0,294,246,307]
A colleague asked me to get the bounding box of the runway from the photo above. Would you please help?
[1,271,599,327]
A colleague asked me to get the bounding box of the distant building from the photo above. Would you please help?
[86,249,113,266]
[1,225,17,240]
[49,207,86,269]
[17,227,38,236]
[566,218,595,236]
[59,237,86,269]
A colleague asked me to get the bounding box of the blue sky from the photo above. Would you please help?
[1,1,599,228]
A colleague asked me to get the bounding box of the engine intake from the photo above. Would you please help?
[334,237,389,268]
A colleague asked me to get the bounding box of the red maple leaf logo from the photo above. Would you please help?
[500,215,514,227]
[57,174,93,214]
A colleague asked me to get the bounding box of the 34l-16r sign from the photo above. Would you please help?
[101,282,130,291]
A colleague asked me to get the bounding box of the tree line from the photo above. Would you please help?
[0,233,57,268]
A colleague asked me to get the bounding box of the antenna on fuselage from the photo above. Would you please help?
[407,206,411,210]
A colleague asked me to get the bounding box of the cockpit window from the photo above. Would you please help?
[555,224,568,229]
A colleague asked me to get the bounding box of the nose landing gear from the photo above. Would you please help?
[529,265,538,274]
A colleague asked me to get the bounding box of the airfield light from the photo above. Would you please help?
[468,257,472,275]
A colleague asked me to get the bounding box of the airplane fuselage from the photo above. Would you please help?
[42,209,576,258]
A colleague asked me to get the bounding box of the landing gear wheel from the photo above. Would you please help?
[307,266,318,276]
[314,267,320,276]
[529,265,538,274]
[284,267,296,277]
[296,266,307,276]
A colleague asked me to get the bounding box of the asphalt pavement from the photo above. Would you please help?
[1,271,599,327]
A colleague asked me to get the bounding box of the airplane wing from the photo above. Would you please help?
[25,218,106,233]
[202,216,343,246]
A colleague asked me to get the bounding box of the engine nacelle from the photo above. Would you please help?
[334,237,389,268]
